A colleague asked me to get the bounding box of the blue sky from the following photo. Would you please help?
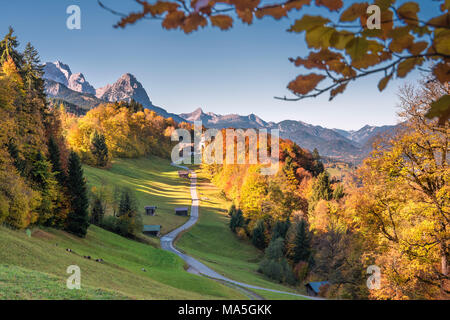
[0,0,438,130]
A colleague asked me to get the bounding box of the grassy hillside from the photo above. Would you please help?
[83,157,191,235]
[0,225,247,300]
[176,169,308,300]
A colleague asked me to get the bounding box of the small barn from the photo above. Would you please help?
[175,207,189,216]
[178,171,190,179]
[144,206,157,216]
[143,225,161,237]
[305,281,330,297]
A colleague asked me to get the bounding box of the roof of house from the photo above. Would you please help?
[306,281,330,293]
[175,207,189,211]
[143,225,161,232]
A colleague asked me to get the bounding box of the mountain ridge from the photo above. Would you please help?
[43,62,186,123]
[43,61,399,162]
[179,108,400,162]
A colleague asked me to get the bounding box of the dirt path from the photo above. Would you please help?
[161,164,319,300]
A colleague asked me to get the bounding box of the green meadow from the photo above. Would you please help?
[0,225,246,300]
[83,157,191,235]
[176,169,309,299]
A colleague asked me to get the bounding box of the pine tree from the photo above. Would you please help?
[7,139,25,174]
[48,136,66,185]
[91,196,105,225]
[66,152,89,237]
[292,219,311,264]
[332,183,345,200]
[90,131,109,167]
[252,220,266,250]
[29,151,52,189]
[118,189,136,217]
[272,220,290,240]
[228,203,237,217]
[0,27,22,66]
[312,148,324,176]
[312,171,332,201]
[22,42,44,96]
[229,209,244,233]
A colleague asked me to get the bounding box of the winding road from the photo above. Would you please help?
[161,164,319,300]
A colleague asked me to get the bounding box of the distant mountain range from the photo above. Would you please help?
[44,61,186,123]
[179,108,400,162]
[43,61,401,162]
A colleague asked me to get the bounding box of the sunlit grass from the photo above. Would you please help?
[0,225,247,300]
[177,168,309,299]
[83,156,191,235]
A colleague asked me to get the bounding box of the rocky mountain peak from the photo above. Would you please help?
[68,72,96,95]
[43,61,95,95]
[44,61,71,87]
[95,73,153,107]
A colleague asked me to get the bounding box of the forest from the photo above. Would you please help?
[201,79,449,299]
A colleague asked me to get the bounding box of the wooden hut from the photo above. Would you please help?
[178,171,189,179]
[175,207,189,216]
[305,281,330,297]
[144,206,157,216]
[143,225,161,237]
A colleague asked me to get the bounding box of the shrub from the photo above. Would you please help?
[236,227,248,240]
[293,261,309,282]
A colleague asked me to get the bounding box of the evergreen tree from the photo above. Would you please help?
[259,237,296,285]
[118,189,137,217]
[228,203,237,217]
[252,220,266,250]
[29,151,52,189]
[229,208,244,233]
[128,99,144,113]
[332,183,345,200]
[312,148,320,160]
[272,220,290,240]
[48,136,66,185]
[91,196,105,225]
[292,219,312,264]
[66,152,89,237]
[312,148,324,176]
[312,171,333,201]
[7,139,25,174]
[0,27,21,66]
[90,131,109,167]
[22,42,44,96]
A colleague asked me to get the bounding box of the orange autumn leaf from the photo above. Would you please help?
[329,83,347,100]
[433,62,450,83]
[162,10,185,29]
[377,74,392,92]
[210,15,234,30]
[285,0,312,11]
[255,5,287,20]
[237,8,253,24]
[315,0,343,12]
[182,13,207,33]
[287,73,326,95]
[340,2,368,22]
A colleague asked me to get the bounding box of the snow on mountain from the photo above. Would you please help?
[43,61,95,95]
[179,108,269,129]
[68,72,96,95]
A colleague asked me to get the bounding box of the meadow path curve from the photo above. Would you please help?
[160,164,320,300]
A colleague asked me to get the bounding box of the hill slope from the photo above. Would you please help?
[0,225,246,300]
[176,169,308,299]
[83,157,192,235]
